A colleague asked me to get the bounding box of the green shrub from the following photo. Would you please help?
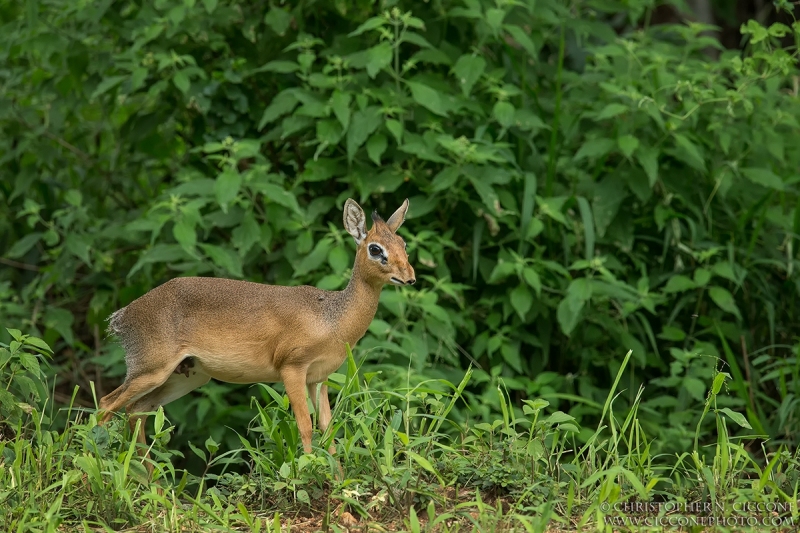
[1,0,799,463]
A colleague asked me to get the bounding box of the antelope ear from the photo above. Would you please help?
[386,198,409,233]
[343,198,367,244]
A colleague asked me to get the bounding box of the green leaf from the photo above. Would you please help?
[493,101,515,129]
[504,25,538,57]
[431,167,459,192]
[592,175,627,238]
[199,244,243,278]
[452,54,485,96]
[348,16,385,37]
[366,133,388,165]
[663,275,696,293]
[673,134,706,172]
[6,232,42,259]
[407,81,448,117]
[718,408,752,429]
[636,145,659,187]
[173,70,190,94]
[128,244,191,278]
[172,218,197,253]
[485,8,506,34]
[202,0,217,14]
[258,90,298,130]
[708,286,742,320]
[366,42,392,78]
[264,6,293,36]
[90,76,126,100]
[23,336,52,354]
[617,135,639,159]
[385,119,403,144]
[510,284,533,319]
[215,168,242,212]
[346,107,383,161]
[596,103,629,120]
[257,61,299,74]
[328,246,350,273]
[683,377,706,402]
[575,138,614,161]
[488,261,515,283]
[250,182,301,213]
[694,268,711,287]
[316,119,342,145]
[330,90,351,131]
[231,211,260,255]
[522,267,542,297]
[740,167,784,190]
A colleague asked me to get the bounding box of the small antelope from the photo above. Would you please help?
[99,198,416,473]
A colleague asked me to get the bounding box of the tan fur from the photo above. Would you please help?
[99,198,415,474]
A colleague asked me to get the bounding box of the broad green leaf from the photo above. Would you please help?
[617,135,639,158]
[258,90,298,130]
[366,133,388,165]
[596,103,628,120]
[663,275,696,293]
[407,81,448,117]
[385,119,403,144]
[636,145,659,187]
[251,182,301,213]
[257,61,299,74]
[522,267,542,297]
[348,16,385,37]
[7,232,42,259]
[673,134,706,171]
[431,167,461,192]
[330,90,351,131]
[231,211,260,255]
[493,101,515,129]
[346,107,383,161]
[366,42,392,78]
[452,54,485,96]
[128,244,191,278]
[537,196,568,226]
[574,138,614,161]
[90,76,126,100]
[708,286,742,320]
[485,8,506,33]
[173,70,190,94]
[510,284,533,319]
[215,168,242,212]
[488,261,515,283]
[202,0,217,14]
[199,243,243,278]
[504,25,538,57]
[264,6,293,36]
[172,218,196,253]
[316,119,342,145]
[592,175,627,238]
[718,408,752,429]
[328,246,350,273]
[683,377,706,402]
[694,268,711,286]
[740,167,784,190]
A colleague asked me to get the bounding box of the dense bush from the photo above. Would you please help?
[2,0,800,466]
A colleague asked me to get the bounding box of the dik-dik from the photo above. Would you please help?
[99,198,416,473]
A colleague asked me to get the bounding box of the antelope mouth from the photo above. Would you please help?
[390,277,405,286]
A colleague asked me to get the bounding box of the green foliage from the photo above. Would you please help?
[2,0,800,477]
[0,328,51,431]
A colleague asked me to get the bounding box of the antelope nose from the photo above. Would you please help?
[407,278,416,285]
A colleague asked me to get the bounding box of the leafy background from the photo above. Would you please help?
[2,0,800,475]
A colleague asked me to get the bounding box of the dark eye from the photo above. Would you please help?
[369,244,382,256]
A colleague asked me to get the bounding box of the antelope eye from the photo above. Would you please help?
[369,244,382,256]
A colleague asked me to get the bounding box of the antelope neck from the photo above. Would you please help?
[330,257,382,342]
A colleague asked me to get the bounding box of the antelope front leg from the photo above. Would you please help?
[282,367,314,454]
[309,382,335,454]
